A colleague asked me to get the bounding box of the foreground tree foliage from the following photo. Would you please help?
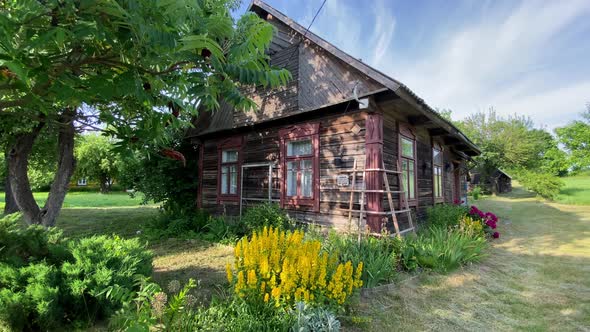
[0,0,290,225]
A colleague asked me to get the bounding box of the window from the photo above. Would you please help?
[286,139,313,198]
[399,125,416,204]
[433,146,443,199]
[279,123,320,211]
[220,150,239,195]
[217,136,243,201]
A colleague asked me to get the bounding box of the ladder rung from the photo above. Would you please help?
[368,227,415,238]
[348,209,411,215]
[340,189,405,193]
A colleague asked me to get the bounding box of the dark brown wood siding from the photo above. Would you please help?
[200,109,368,230]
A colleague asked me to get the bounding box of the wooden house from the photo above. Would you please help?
[187,0,480,233]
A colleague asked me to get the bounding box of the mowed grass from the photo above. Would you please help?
[0,190,146,210]
[556,174,590,205]
[6,189,588,330]
[353,186,590,331]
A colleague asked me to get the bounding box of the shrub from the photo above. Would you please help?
[513,169,564,200]
[425,204,468,229]
[469,186,482,200]
[0,262,61,331]
[108,277,294,332]
[145,208,241,243]
[400,227,487,272]
[61,235,153,321]
[321,232,397,288]
[241,203,291,233]
[0,214,153,330]
[226,227,363,310]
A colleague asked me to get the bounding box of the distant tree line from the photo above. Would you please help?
[439,104,590,199]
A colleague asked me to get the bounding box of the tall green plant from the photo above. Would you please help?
[401,227,487,272]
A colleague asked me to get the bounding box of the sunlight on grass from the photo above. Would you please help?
[556,175,590,205]
[0,190,148,209]
[354,184,590,331]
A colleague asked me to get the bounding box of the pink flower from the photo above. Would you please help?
[493,232,500,239]
[486,220,497,229]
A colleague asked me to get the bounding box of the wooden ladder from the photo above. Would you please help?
[342,158,415,238]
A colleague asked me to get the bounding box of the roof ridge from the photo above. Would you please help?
[249,0,403,91]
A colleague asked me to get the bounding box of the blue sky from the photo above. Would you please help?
[236,0,590,129]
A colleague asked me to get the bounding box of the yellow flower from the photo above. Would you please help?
[226,264,234,283]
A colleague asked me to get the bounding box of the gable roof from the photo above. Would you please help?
[189,0,480,156]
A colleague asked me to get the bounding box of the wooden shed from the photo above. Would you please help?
[470,169,512,194]
[187,0,480,233]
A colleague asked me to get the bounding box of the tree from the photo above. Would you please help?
[75,134,121,193]
[555,105,590,172]
[0,0,290,226]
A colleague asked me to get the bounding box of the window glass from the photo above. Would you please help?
[433,148,442,165]
[286,161,297,196]
[301,160,313,197]
[222,150,238,163]
[408,160,415,199]
[401,137,414,158]
[229,165,238,194]
[434,166,442,197]
[287,139,312,156]
[221,166,228,194]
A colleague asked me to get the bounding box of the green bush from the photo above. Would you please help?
[108,277,294,332]
[241,203,291,233]
[425,204,468,229]
[0,262,61,331]
[145,208,241,243]
[0,214,153,330]
[400,227,487,272]
[321,232,397,288]
[61,235,153,321]
[514,170,565,200]
[469,186,482,200]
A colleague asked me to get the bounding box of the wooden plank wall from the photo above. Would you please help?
[200,110,368,231]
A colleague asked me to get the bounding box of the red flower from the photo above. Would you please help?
[486,220,497,229]
[493,232,500,239]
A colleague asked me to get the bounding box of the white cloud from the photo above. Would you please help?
[294,0,590,129]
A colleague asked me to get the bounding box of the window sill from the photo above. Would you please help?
[218,195,239,202]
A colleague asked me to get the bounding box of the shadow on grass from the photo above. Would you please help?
[355,186,590,331]
[150,238,234,302]
[55,207,158,239]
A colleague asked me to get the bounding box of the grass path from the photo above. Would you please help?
[355,187,590,331]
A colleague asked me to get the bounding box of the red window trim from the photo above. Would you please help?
[433,141,444,202]
[398,123,417,207]
[217,136,244,203]
[279,123,320,212]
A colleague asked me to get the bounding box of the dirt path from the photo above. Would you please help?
[358,188,590,331]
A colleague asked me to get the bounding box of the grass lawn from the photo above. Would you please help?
[0,190,146,210]
[355,186,590,331]
[6,188,588,330]
[556,174,590,205]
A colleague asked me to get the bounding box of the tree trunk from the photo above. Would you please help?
[8,110,76,226]
[42,111,76,226]
[4,173,19,214]
[7,123,45,224]
[99,174,108,193]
